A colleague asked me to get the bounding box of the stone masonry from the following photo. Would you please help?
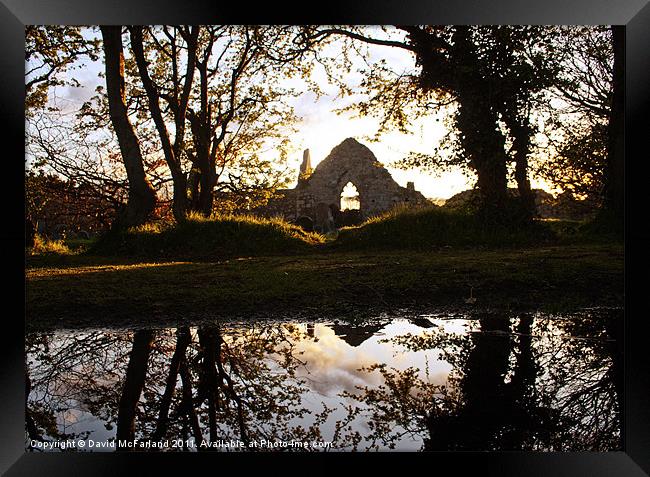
[258,138,428,226]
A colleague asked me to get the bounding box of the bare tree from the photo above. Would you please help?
[129,26,199,222]
[100,26,157,228]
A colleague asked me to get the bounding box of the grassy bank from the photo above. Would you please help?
[26,244,623,331]
[26,209,623,331]
[335,206,554,250]
[88,212,325,260]
[335,205,623,250]
[29,207,622,264]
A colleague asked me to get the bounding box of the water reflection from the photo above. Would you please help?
[25,309,623,452]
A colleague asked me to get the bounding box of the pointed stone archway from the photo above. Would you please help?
[258,138,429,225]
[340,181,361,211]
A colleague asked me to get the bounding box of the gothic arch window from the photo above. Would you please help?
[340,182,360,211]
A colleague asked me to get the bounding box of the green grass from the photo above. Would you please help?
[333,205,557,251]
[26,243,623,331]
[28,207,619,264]
[540,214,623,245]
[25,208,623,331]
[88,212,325,260]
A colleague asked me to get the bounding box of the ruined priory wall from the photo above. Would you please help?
[256,138,429,222]
[301,138,427,216]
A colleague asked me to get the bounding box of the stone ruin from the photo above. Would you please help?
[258,138,428,232]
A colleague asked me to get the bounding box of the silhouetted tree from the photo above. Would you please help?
[534,26,613,208]
[602,25,624,227]
[122,26,299,218]
[116,330,155,446]
[309,26,560,222]
[25,26,100,113]
[100,26,157,228]
[129,26,198,222]
[338,312,622,451]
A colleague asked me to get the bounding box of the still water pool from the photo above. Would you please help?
[25,308,623,452]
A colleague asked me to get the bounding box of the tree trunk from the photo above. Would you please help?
[170,169,189,222]
[179,357,204,447]
[602,25,625,227]
[505,113,536,220]
[187,61,217,218]
[198,170,216,217]
[187,168,201,211]
[452,27,509,220]
[116,330,154,447]
[130,26,188,223]
[514,149,535,215]
[187,128,216,217]
[455,94,509,218]
[100,26,156,229]
[405,26,514,223]
[151,328,191,443]
[198,328,219,444]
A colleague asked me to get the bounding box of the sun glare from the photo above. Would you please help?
[340,182,361,210]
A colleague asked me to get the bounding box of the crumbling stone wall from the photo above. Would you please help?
[259,138,428,225]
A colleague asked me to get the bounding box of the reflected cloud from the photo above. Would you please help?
[25,310,623,452]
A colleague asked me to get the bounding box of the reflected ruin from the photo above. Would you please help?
[26,309,623,452]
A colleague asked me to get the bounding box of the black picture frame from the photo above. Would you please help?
[4,1,649,475]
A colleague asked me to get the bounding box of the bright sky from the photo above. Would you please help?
[35,26,558,201]
[286,87,473,199]
[283,33,475,200]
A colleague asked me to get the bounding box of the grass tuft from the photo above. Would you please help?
[30,234,72,255]
[90,212,325,260]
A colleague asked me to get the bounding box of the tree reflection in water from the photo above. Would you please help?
[345,309,623,451]
[26,323,330,451]
[25,310,623,452]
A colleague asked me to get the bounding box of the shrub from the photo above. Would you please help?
[30,234,71,255]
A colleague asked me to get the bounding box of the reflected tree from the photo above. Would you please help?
[535,309,623,450]
[116,330,155,447]
[187,324,331,449]
[26,313,622,452]
[25,331,130,450]
[339,311,622,451]
[150,327,191,442]
[26,323,334,451]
